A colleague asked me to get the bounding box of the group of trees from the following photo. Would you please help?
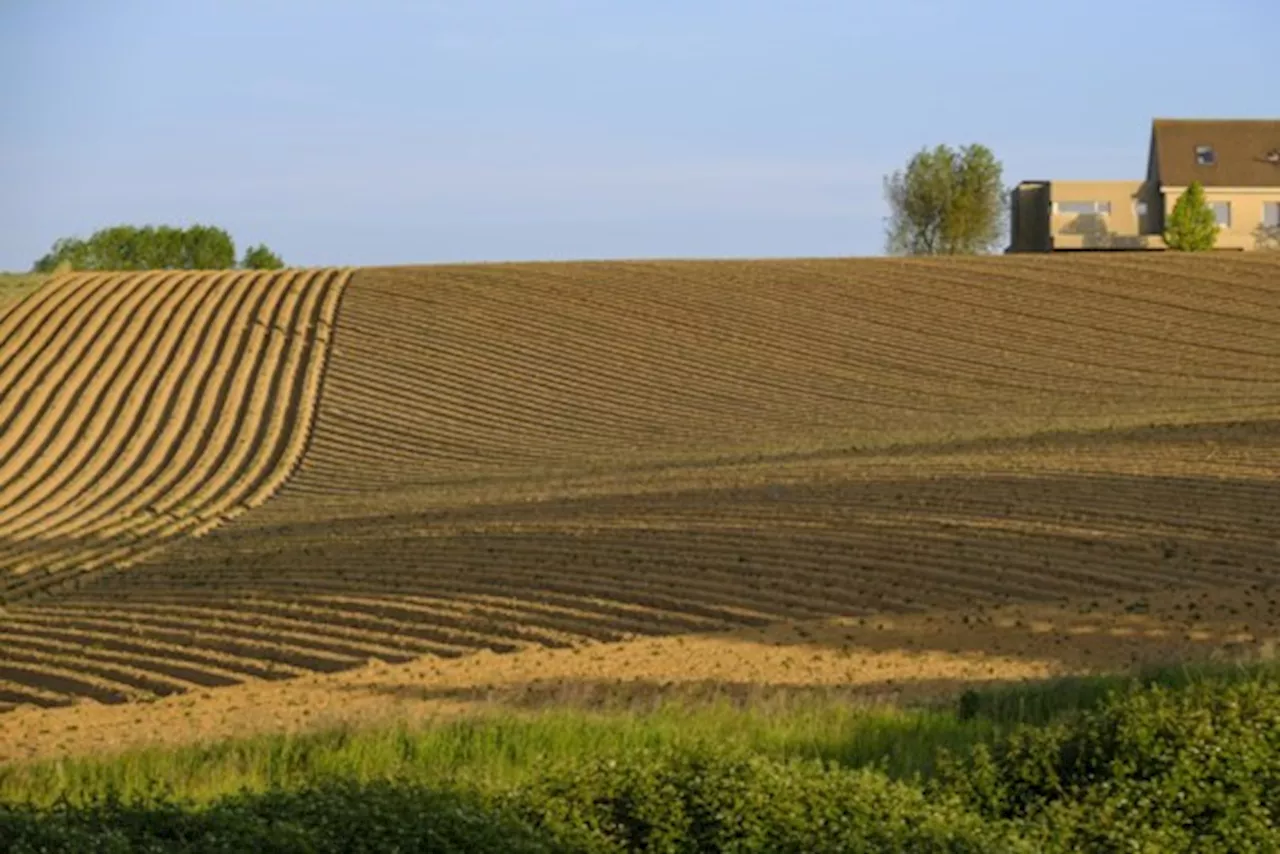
[33,225,284,273]
[884,145,1236,254]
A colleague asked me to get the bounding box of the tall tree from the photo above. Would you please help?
[883,144,1006,255]
[1163,181,1218,251]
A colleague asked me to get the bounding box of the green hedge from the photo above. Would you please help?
[0,785,550,854]
[936,679,1280,853]
[508,749,1023,853]
[0,761,1022,854]
[5,676,1280,853]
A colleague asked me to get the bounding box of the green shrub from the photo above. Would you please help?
[0,783,554,854]
[1164,181,1219,251]
[937,678,1280,852]
[242,244,285,270]
[511,747,1027,853]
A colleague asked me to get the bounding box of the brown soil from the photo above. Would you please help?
[2,583,1276,763]
[2,254,1279,759]
[0,269,349,607]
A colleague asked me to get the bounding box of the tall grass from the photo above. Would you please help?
[0,701,987,806]
[5,659,1275,808]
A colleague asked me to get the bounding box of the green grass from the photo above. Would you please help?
[5,662,1280,852]
[0,699,988,807]
[953,655,1280,724]
[5,658,1276,809]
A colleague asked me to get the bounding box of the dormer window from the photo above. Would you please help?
[1195,145,1216,166]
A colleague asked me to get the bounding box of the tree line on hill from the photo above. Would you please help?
[32,225,284,273]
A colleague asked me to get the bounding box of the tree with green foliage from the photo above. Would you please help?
[884,143,1007,255]
[32,224,279,272]
[241,244,285,270]
[180,225,237,269]
[1163,181,1218,251]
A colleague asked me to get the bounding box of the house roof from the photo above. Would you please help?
[1152,119,1280,188]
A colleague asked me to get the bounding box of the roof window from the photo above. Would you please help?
[1195,145,1216,166]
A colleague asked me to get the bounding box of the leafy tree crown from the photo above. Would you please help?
[884,143,1007,256]
[1164,181,1219,251]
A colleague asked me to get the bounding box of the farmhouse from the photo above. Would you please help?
[1009,118,1280,252]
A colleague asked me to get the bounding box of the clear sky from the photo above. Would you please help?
[0,0,1273,269]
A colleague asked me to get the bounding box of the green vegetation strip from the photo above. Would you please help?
[3,662,1279,852]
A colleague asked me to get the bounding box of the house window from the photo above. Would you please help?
[1195,145,1216,166]
[1264,202,1280,228]
[1135,201,1149,217]
[1210,201,1231,227]
[1056,201,1111,215]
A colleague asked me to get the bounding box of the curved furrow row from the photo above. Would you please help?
[466,260,1279,385]
[0,269,350,604]
[73,506,1265,622]
[15,605,432,665]
[582,260,1280,374]
[0,615,310,680]
[984,255,1280,309]
[295,260,1279,489]
[0,272,224,530]
[0,272,165,474]
[347,278,1068,418]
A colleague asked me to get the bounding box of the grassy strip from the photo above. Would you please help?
[3,659,1274,807]
[4,661,1280,852]
[1,699,994,806]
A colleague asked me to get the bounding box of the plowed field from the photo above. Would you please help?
[2,255,1279,752]
[0,269,348,629]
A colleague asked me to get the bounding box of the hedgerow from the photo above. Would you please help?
[936,678,1280,853]
[4,674,1280,853]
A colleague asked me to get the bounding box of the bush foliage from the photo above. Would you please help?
[1163,181,1219,251]
[4,674,1280,852]
[241,243,285,270]
[510,749,1025,853]
[883,143,1007,256]
[32,225,284,272]
[937,678,1280,852]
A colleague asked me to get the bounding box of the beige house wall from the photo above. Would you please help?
[1010,180,1280,252]
[1162,186,1280,250]
[1045,180,1164,250]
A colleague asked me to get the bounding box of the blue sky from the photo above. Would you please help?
[0,0,1273,269]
